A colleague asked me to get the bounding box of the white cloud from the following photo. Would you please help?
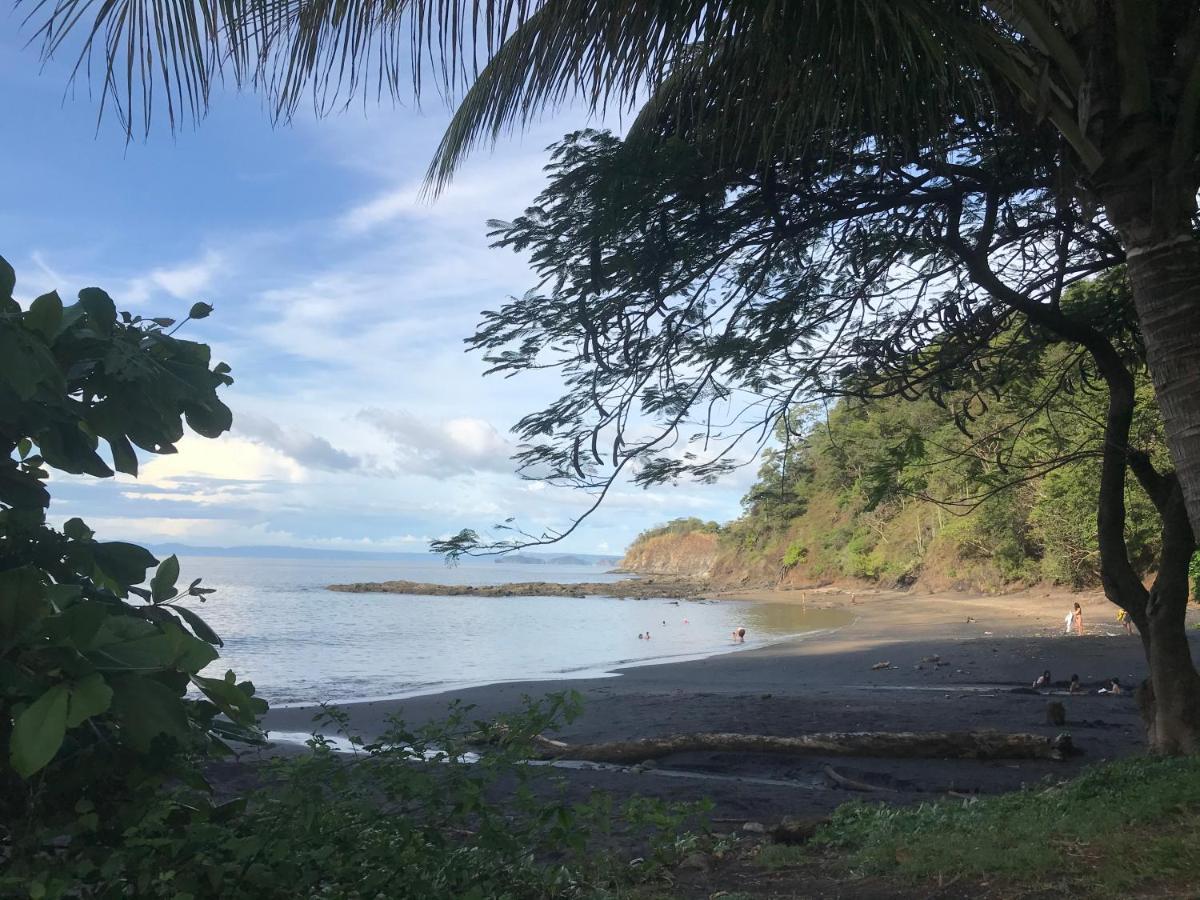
[361,408,516,476]
[131,435,307,490]
[125,250,222,303]
[234,413,362,472]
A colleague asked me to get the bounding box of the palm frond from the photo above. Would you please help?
[425,0,994,193]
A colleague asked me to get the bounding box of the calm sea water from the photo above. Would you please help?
[176,556,848,706]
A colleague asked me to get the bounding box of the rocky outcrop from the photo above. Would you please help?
[328,576,707,599]
[619,531,722,578]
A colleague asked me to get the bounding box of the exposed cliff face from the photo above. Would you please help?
[619,531,722,577]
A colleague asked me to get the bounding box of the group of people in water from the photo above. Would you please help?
[1033,668,1124,695]
[1034,600,1129,694]
[636,623,747,642]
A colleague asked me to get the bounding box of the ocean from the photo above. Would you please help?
[175,556,848,707]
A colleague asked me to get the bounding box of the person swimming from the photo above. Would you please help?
[732,627,746,643]
[1033,669,1052,689]
[1069,674,1082,694]
[637,633,644,640]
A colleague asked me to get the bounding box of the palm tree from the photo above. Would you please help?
[23,0,1200,517]
[19,0,1200,749]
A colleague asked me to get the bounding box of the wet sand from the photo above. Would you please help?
[256,587,1198,821]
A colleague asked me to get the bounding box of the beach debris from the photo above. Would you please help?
[526,730,1075,763]
[870,661,892,670]
[823,765,898,794]
[741,821,766,834]
[920,654,941,664]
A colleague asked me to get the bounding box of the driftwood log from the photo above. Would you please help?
[529,730,1072,763]
[822,765,898,793]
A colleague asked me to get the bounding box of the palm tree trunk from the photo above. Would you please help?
[1125,238,1200,537]
[1102,168,1200,538]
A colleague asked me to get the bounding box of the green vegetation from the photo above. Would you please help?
[723,276,1171,592]
[5,693,711,900]
[813,756,1200,896]
[0,255,262,824]
[631,518,721,544]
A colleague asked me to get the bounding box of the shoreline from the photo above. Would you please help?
[262,619,854,711]
[243,586,1200,822]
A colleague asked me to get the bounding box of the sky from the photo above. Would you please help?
[0,25,755,556]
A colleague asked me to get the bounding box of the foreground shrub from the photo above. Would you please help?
[4,692,710,899]
[0,255,262,828]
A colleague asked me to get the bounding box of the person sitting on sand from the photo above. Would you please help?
[732,627,746,643]
[1073,602,1084,635]
[1069,674,1082,694]
[1033,669,1052,689]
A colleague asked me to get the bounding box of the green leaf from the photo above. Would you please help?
[107,433,138,476]
[66,673,113,727]
[183,399,233,438]
[171,603,223,646]
[0,323,66,399]
[78,287,117,335]
[0,254,14,299]
[44,600,109,649]
[91,541,157,587]
[193,675,264,726]
[25,291,63,341]
[11,684,69,777]
[63,517,94,541]
[0,567,49,644]
[161,621,219,672]
[109,676,190,751]
[189,301,213,319]
[151,554,180,603]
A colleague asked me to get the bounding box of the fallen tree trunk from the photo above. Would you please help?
[530,730,1072,762]
[822,765,897,793]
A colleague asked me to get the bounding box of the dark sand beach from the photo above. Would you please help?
[255,587,1195,826]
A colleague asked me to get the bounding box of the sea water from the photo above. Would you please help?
[175,555,847,706]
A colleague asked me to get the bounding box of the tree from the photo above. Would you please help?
[20,0,1200,547]
[425,124,1199,750]
[0,255,265,821]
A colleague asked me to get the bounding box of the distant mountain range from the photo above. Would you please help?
[149,543,621,566]
[493,553,622,567]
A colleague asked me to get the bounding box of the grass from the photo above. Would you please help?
[810,755,1200,896]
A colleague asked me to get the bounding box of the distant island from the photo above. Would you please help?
[494,553,622,567]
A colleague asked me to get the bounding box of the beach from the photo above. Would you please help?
[257,586,1192,823]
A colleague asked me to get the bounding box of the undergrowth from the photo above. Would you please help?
[814,755,1200,895]
[2,692,710,899]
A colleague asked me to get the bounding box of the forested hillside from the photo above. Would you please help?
[625,279,1171,593]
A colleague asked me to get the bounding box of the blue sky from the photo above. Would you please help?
[0,25,753,555]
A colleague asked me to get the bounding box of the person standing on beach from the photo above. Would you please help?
[1073,602,1084,635]
[1117,608,1134,635]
